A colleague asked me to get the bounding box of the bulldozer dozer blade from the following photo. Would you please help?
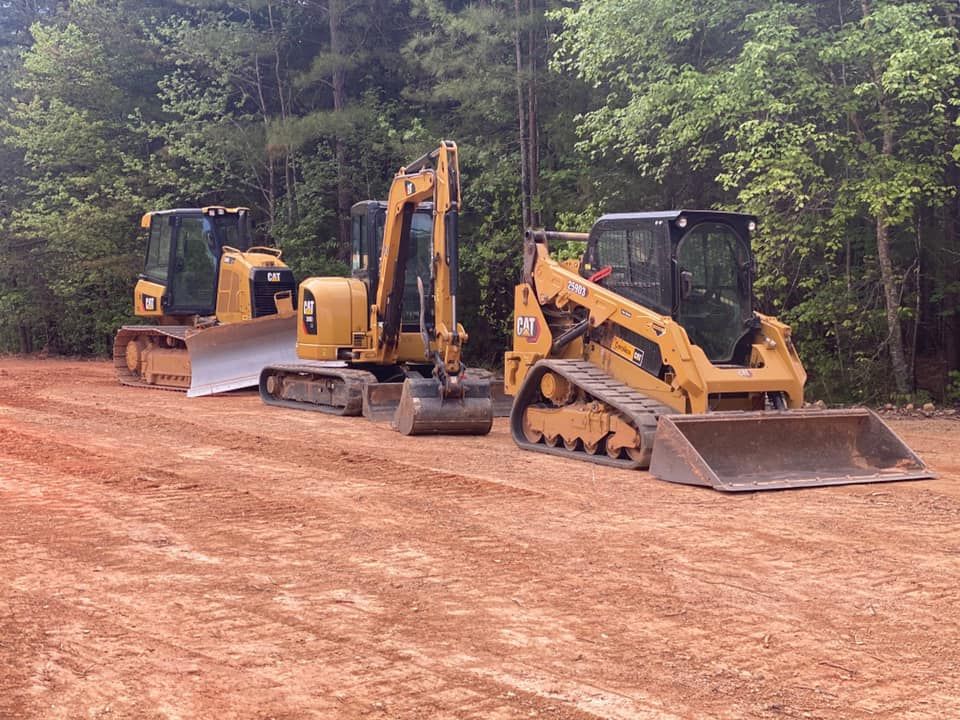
[649,408,935,492]
[393,376,493,436]
[185,314,299,398]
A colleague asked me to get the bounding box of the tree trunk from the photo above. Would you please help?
[514,0,530,229]
[527,0,539,226]
[875,214,911,394]
[329,0,351,262]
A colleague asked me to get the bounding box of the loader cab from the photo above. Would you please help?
[350,200,434,329]
[582,210,756,365]
[141,207,252,316]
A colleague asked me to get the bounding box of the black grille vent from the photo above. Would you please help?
[250,268,297,318]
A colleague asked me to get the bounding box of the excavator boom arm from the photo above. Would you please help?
[374,141,464,375]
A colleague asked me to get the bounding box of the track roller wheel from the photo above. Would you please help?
[562,437,580,451]
[545,434,561,448]
[521,412,544,444]
[605,441,623,460]
[626,446,652,466]
[583,439,601,455]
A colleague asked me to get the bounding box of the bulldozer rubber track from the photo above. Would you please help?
[113,325,192,391]
[509,358,673,470]
[259,362,378,416]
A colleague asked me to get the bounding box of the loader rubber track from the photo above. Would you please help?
[113,325,192,391]
[509,358,674,470]
[259,363,378,416]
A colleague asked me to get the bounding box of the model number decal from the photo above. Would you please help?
[566,280,588,298]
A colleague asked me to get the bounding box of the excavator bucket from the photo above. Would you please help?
[392,376,494,436]
[649,408,934,492]
[362,372,511,423]
[185,313,299,397]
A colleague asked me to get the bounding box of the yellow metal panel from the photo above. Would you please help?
[295,277,368,361]
[133,278,166,318]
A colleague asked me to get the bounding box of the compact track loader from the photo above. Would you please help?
[504,211,934,491]
[259,141,494,435]
[114,207,298,397]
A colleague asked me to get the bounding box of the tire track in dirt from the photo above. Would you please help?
[3,358,960,718]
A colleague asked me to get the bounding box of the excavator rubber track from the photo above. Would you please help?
[509,358,673,469]
[259,362,378,416]
[113,325,192,391]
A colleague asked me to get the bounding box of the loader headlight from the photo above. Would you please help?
[748,220,757,232]
[676,217,687,228]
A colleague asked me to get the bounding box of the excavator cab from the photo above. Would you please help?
[350,200,434,330]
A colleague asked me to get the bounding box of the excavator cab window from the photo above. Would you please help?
[401,212,433,328]
[675,222,752,364]
[351,201,434,331]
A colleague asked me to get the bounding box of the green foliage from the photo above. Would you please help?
[0,0,958,402]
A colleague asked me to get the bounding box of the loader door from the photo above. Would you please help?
[675,222,752,364]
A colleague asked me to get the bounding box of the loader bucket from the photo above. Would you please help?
[648,408,934,492]
[185,314,299,397]
[393,376,493,436]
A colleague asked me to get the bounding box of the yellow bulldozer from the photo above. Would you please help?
[259,141,494,435]
[505,211,934,491]
[114,206,299,397]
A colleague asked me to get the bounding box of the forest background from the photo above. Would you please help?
[1,0,959,404]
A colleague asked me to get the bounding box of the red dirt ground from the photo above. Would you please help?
[1,357,958,720]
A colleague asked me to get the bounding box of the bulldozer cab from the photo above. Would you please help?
[350,201,434,330]
[142,207,253,316]
[582,210,757,365]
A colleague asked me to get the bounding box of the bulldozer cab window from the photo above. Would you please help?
[589,221,672,313]
[212,214,251,251]
[169,216,218,313]
[675,222,751,364]
[144,217,172,282]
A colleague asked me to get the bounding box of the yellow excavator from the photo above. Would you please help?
[114,206,299,397]
[259,141,493,435]
[505,211,934,491]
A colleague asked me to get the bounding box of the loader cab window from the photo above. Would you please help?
[587,220,672,314]
[144,217,172,282]
[675,222,752,364]
[168,215,218,313]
